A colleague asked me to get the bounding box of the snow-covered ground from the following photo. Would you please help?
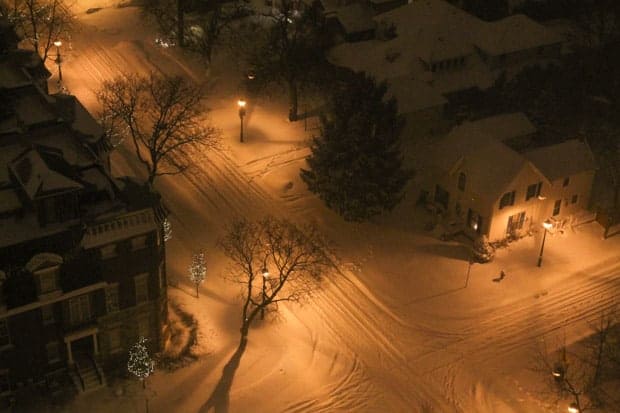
[51,3,620,412]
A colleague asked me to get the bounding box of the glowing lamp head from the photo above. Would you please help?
[568,403,580,413]
[542,220,552,230]
[237,99,247,108]
[261,267,269,279]
[53,40,62,47]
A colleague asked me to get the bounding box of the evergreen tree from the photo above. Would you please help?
[300,71,412,221]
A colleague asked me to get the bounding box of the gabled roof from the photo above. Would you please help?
[477,14,564,56]
[452,113,536,143]
[523,139,597,181]
[336,2,376,35]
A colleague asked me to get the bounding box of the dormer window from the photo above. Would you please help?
[26,253,63,299]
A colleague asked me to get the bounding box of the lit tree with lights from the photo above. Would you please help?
[188,250,206,297]
[128,336,154,413]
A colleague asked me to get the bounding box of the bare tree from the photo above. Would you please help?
[245,0,328,121]
[534,310,618,412]
[97,73,219,186]
[7,0,75,63]
[218,216,330,343]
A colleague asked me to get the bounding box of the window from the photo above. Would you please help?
[41,305,55,325]
[46,342,60,363]
[68,295,91,325]
[563,177,570,187]
[457,172,466,191]
[526,182,542,201]
[131,235,148,251]
[138,317,150,339]
[108,328,122,353]
[37,267,59,294]
[100,243,117,259]
[105,284,119,313]
[0,320,10,348]
[507,211,526,235]
[134,273,149,304]
[571,194,578,204]
[553,199,562,216]
[499,191,515,209]
[0,369,9,395]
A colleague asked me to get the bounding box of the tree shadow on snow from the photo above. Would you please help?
[199,337,248,413]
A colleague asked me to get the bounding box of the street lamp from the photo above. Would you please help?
[260,266,269,320]
[53,40,63,83]
[568,403,580,413]
[537,220,553,267]
[237,99,247,143]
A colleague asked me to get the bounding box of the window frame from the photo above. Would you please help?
[41,305,55,325]
[134,273,149,305]
[499,191,515,209]
[131,235,148,251]
[107,328,122,354]
[100,243,117,259]
[105,283,120,313]
[526,182,542,201]
[68,294,91,325]
[45,341,61,364]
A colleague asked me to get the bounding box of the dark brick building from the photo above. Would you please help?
[0,19,169,405]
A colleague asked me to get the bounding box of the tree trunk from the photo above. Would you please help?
[177,0,185,47]
[288,79,298,121]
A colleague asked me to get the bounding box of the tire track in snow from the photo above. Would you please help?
[417,259,620,377]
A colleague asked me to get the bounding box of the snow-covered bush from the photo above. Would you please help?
[472,235,495,263]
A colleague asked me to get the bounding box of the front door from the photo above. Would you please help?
[71,336,94,362]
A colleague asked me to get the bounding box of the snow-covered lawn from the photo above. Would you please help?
[53,3,620,412]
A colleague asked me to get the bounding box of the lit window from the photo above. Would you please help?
[105,284,119,313]
[68,295,91,325]
[131,235,148,251]
[46,342,61,363]
[100,244,117,259]
[134,273,149,304]
[41,305,55,325]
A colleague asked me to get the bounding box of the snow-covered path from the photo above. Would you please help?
[55,4,620,413]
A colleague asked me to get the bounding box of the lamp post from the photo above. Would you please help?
[568,403,580,413]
[260,266,269,320]
[537,220,553,267]
[53,40,63,83]
[237,99,247,143]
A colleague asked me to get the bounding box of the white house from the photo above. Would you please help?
[425,113,596,241]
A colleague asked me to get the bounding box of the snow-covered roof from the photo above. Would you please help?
[336,2,376,35]
[386,76,447,114]
[431,115,534,201]
[450,113,536,143]
[477,14,564,56]
[9,148,83,200]
[14,87,57,127]
[523,139,597,181]
[53,95,105,143]
[0,61,30,88]
[375,0,479,62]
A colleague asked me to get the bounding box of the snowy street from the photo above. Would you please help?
[54,3,620,412]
